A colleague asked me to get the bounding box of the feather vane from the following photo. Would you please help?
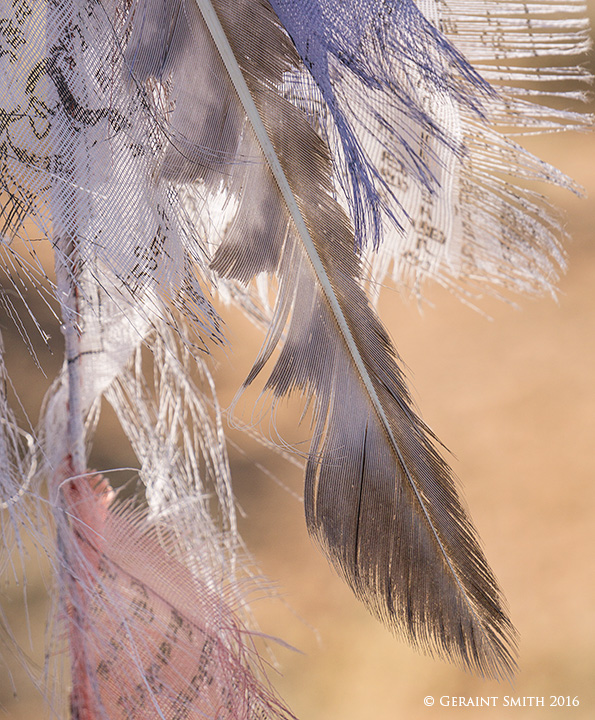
[182,0,516,677]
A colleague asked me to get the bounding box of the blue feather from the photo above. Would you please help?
[269,0,493,248]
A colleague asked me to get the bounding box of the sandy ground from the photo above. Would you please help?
[2,15,595,720]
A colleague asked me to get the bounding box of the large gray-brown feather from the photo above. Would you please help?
[125,0,517,678]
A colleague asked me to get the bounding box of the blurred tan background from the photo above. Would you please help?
[2,9,595,720]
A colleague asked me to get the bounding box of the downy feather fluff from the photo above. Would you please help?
[0,0,591,714]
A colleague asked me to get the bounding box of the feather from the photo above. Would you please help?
[58,472,293,720]
[178,0,516,677]
[1,0,292,715]
[269,0,494,247]
[0,0,592,714]
[276,0,593,299]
